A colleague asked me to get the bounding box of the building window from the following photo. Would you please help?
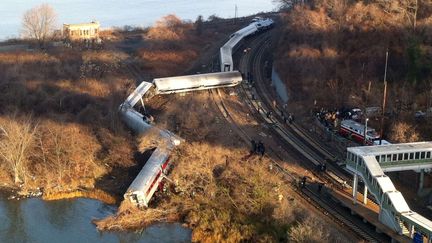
[392,154,397,161]
[427,152,431,158]
[421,152,426,159]
[415,152,420,160]
[376,155,380,162]
[386,154,392,162]
[410,153,414,160]
[398,153,403,160]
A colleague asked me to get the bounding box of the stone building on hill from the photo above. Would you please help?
[63,21,100,41]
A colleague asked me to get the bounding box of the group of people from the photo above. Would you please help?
[251,140,265,156]
[316,107,362,128]
[299,176,325,193]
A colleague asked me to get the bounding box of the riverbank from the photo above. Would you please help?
[0,13,252,221]
[0,13,354,242]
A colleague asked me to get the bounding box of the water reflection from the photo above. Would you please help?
[0,195,191,243]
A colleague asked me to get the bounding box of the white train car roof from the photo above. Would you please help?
[125,81,154,107]
[119,107,182,145]
[235,23,258,37]
[119,106,153,134]
[220,45,233,68]
[125,145,173,194]
[348,141,432,157]
[154,71,242,94]
[363,156,385,177]
[222,22,258,50]
[255,18,274,28]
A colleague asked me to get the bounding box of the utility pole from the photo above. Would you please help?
[234,4,238,24]
[380,49,389,145]
[364,117,369,145]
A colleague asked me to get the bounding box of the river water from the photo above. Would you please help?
[0,0,276,40]
[0,195,191,243]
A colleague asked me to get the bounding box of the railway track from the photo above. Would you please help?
[211,31,387,242]
[120,27,386,242]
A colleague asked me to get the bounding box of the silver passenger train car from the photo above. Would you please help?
[124,145,173,207]
[154,71,243,94]
[220,18,274,72]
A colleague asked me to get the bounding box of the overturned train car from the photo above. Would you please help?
[153,71,242,94]
[124,145,173,207]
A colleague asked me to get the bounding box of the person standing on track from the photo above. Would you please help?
[251,140,257,154]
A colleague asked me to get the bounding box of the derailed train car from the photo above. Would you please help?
[153,71,243,94]
[124,145,173,207]
[220,18,274,72]
[120,18,274,208]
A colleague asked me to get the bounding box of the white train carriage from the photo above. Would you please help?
[118,104,182,146]
[124,145,174,207]
[255,18,274,30]
[153,71,243,94]
[124,81,154,107]
[219,21,260,72]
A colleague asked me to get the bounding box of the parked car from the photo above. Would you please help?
[415,111,426,119]
[350,108,363,121]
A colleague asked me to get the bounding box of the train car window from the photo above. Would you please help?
[392,154,397,161]
[415,152,420,159]
[398,153,403,161]
[421,152,426,159]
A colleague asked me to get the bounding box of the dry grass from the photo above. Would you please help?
[95,141,349,242]
[389,122,420,143]
[0,47,136,198]
[43,189,118,204]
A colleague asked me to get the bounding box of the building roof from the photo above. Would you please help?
[387,191,411,213]
[363,156,384,176]
[63,21,100,29]
[375,176,396,192]
[348,142,432,156]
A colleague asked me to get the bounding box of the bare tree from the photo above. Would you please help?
[21,4,57,45]
[377,0,418,29]
[273,0,305,10]
[0,115,38,184]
